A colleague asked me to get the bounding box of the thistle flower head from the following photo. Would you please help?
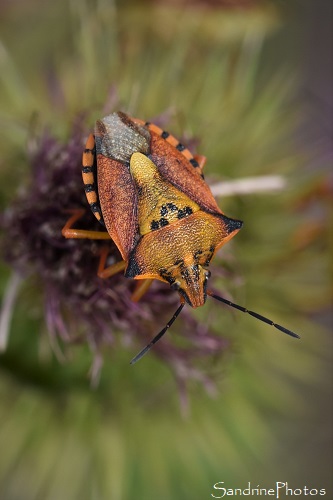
[1,118,232,397]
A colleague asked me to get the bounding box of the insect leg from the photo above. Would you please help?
[62,209,111,240]
[97,246,126,279]
[131,279,154,302]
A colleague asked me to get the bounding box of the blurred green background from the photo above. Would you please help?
[0,0,331,499]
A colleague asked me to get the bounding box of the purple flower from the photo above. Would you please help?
[1,117,232,406]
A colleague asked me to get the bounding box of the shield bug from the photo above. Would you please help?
[62,111,300,364]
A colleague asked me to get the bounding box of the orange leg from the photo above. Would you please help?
[97,246,126,279]
[97,247,153,301]
[63,210,153,302]
[193,154,206,173]
[62,209,111,240]
[131,279,154,302]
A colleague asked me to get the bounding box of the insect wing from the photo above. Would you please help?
[97,154,138,260]
[149,132,223,215]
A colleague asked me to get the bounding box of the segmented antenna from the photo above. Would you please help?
[207,291,300,339]
[130,301,185,364]
[130,292,300,364]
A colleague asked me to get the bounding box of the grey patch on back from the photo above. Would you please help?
[95,112,151,164]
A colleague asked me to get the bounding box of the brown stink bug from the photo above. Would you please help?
[62,112,300,363]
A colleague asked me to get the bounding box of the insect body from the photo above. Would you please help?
[63,112,299,363]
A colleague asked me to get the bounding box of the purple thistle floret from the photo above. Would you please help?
[1,118,230,400]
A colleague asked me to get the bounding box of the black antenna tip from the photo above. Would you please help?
[130,301,185,364]
[275,324,300,339]
[208,291,301,340]
[130,345,152,365]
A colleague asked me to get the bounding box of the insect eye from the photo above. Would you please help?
[171,281,180,291]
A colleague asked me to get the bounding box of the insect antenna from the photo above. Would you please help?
[130,300,185,365]
[207,291,300,339]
